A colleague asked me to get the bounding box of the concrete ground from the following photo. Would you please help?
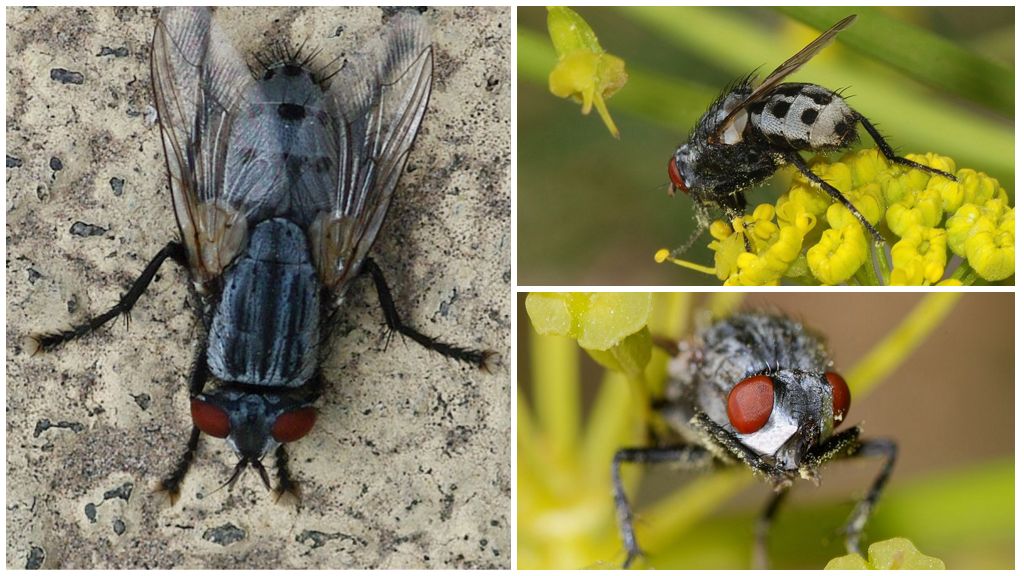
[6,6,510,569]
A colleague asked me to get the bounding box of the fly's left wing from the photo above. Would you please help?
[309,12,433,294]
[151,7,259,284]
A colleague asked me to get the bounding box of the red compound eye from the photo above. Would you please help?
[271,407,317,443]
[826,372,851,425]
[667,157,687,193]
[191,398,230,438]
[727,375,775,434]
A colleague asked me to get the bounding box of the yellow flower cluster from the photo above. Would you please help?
[660,149,1013,286]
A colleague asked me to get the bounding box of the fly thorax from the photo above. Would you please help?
[223,61,336,228]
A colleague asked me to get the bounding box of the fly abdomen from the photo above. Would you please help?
[208,218,321,387]
[749,83,858,151]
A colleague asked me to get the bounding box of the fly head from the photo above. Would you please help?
[725,368,850,471]
[190,387,318,488]
[668,84,782,216]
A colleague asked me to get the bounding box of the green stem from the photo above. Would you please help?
[530,331,581,464]
[950,259,979,285]
[846,293,961,396]
[707,293,745,319]
[874,240,892,285]
[854,261,877,286]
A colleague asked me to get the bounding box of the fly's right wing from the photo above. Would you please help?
[151,7,258,284]
[309,12,433,293]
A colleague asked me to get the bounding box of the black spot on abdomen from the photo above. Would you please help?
[770,100,791,119]
[775,84,804,97]
[808,90,833,106]
[278,102,306,121]
[801,108,819,125]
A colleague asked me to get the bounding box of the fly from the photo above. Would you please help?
[667,15,956,244]
[612,312,896,568]
[31,7,493,503]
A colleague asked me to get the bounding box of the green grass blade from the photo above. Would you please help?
[780,7,1013,116]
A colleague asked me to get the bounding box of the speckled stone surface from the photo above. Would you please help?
[7,6,510,569]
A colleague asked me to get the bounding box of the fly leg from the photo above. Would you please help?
[689,412,782,480]
[157,343,208,504]
[159,427,201,505]
[272,445,300,505]
[361,257,495,369]
[272,375,323,504]
[753,486,790,569]
[689,412,808,568]
[841,438,898,554]
[800,427,897,555]
[612,445,713,568]
[786,152,884,243]
[31,241,187,352]
[857,115,957,181]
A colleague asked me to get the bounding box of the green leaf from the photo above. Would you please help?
[525,292,652,351]
[825,538,946,569]
[547,6,604,56]
[586,326,652,377]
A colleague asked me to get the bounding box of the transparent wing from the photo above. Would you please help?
[310,12,433,292]
[151,7,259,282]
[712,14,857,144]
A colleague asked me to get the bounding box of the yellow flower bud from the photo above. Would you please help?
[958,169,1009,207]
[806,224,868,285]
[848,148,890,187]
[709,219,733,240]
[905,152,956,176]
[726,223,809,286]
[710,232,746,281]
[885,187,943,238]
[891,226,947,285]
[546,7,627,138]
[964,207,1014,281]
[947,199,1007,257]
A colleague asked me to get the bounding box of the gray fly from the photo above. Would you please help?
[32,7,492,503]
[613,312,896,568]
[667,15,956,244]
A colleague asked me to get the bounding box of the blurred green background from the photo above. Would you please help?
[518,7,1014,285]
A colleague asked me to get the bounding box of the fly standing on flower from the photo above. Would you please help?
[667,15,956,244]
[612,312,896,568]
[31,7,492,502]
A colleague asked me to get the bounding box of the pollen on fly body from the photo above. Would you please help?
[612,312,897,568]
[666,15,956,250]
[31,7,494,504]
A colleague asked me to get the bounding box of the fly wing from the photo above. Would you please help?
[712,14,857,144]
[151,7,258,283]
[310,11,433,293]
